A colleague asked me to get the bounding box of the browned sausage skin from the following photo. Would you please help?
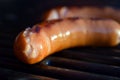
[44,6,120,22]
[14,18,120,64]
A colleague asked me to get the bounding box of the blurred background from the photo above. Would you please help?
[0,0,120,29]
[0,0,120,46]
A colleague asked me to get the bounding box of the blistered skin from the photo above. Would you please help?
[45,6,120,22]
[14,18,120,64]
[14,26,51,64]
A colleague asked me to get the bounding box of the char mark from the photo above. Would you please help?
[69,17,79,21]
[32,25,41,33]
[90,17,109,20]
[45,19,63,27]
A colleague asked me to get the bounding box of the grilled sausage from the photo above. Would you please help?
[44,6,120,22]
[14,18,120,64]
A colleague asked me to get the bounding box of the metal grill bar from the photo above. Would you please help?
[0,67,56,80]
[54,50,120,66]
[0,46,120,80]
[45,57,120,77]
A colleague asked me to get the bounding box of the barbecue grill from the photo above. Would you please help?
[0,0,120,80]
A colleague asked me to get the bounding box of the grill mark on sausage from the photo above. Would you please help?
[32,25,41,33]
[89,17,110,20]
[44,19,63,27]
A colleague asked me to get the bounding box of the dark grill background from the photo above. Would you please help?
[0,0,120,80]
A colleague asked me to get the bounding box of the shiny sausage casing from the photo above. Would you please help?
[14,18,120,64]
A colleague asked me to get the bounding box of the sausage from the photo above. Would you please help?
[14,18,120,64]
[44,6,120,22]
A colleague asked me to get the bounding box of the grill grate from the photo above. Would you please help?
[1,31,120,80]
